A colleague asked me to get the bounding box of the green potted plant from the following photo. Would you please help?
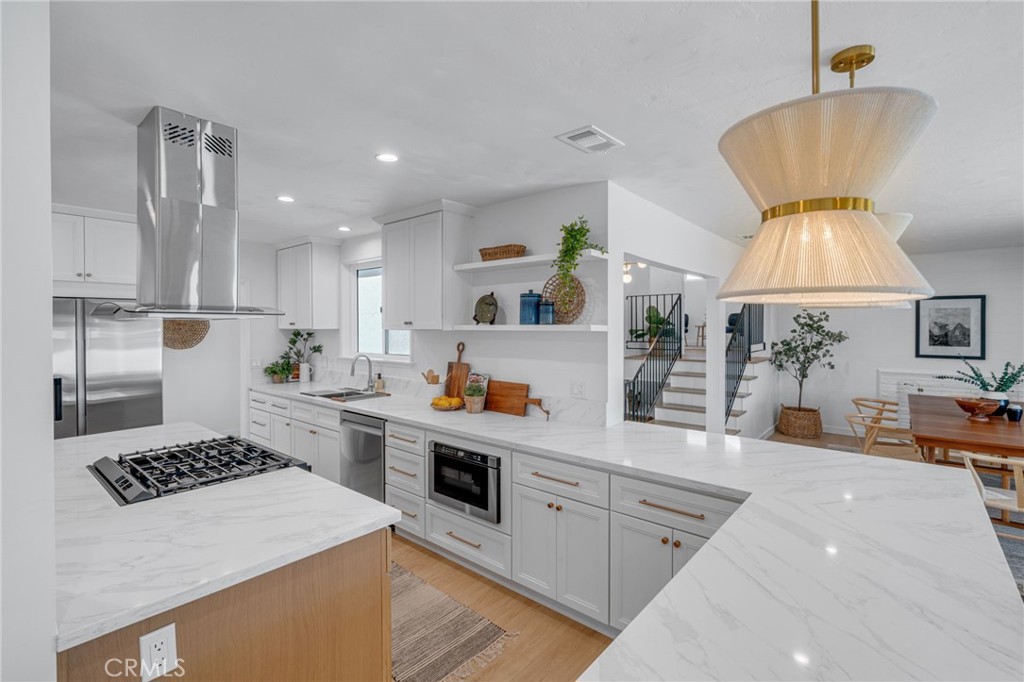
[770,310,849,439]
[629,306,675,352]
[463,382,487,414]
[263,359,293,384]
[281,330,324,382]
[549,215,605,323]
[936,359,1024,417]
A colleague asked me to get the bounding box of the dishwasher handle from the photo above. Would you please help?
[340,419,383,437]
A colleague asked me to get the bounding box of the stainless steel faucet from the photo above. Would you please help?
[350,354,374,392]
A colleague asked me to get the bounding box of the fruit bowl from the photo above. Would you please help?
[430,397,463,411]
[431,404,462,412]
[953,397,1001,422]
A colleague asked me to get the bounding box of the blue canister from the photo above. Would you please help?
[539,299,555,325]
[519,289,541,325]
[1007,404,1023,423]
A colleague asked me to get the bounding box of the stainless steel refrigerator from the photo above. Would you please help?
[53,298,163,439]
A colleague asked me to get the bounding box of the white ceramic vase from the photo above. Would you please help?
[299,363,311,383]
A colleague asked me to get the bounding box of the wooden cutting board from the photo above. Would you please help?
[444,342,470,400]
[484,380,530,416]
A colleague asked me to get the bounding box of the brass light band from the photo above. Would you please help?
[761,197,875,223]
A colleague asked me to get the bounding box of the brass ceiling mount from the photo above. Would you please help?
[831,44,876,87]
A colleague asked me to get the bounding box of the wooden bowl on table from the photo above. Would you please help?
[953,397,1001,422]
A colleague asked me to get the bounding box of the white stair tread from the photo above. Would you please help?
[656,403,746,418]
[663,387,751,399]
[650,420,741,436]
[672,370,757,381]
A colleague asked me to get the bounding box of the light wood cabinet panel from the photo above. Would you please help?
[57,530,392,682]
[610,512,674,629]
[512,484,557,599]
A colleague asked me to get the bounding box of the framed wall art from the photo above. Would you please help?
[915,295,986,359]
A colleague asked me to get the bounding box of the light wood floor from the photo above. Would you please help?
[768,430,860,450]
[392,536,611,682]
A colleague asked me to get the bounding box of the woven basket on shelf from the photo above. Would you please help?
[163,319,210,350]
[541,274,585,324]
[777,405,822,439]
[479,244,526,261]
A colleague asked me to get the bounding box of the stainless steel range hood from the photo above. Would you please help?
[106,106,281,320]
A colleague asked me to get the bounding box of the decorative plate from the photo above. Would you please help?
[473,291,498,325]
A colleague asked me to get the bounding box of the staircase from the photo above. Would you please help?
[651,348,770,435]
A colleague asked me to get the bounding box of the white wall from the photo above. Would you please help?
[162,321,243,434]
[777,247,1024,434]
[684,278,706,340]
[607,182,745,429]
[1,2,58,678]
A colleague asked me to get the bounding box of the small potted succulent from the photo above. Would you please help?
[263,359,293,384]
[464,382,486,414]
[936,359,1024,417]
[770,310,849,438]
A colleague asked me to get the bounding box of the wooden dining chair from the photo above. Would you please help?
[844,413,924,462]
[851,397,899,418]
[961,452,1024,540]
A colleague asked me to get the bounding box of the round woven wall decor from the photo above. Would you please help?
[163,319,210,350]
[542,274,586,324]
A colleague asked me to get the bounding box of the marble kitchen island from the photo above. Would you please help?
[259,384,1024,681]
[55,422,400,682]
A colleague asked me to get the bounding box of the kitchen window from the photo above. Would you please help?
[356,266,410,356]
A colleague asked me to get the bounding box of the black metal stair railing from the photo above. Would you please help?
[725,304,764,419]
[624,295,683,422]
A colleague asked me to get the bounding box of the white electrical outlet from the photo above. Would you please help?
[250,357,263,369]
[139,623,178,682]
[570,380,586,399]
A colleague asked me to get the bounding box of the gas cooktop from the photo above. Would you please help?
[88,436,309,505]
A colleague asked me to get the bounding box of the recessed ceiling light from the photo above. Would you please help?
[375,153,399,163]
[277,195,295,203]
[337,226,351,232]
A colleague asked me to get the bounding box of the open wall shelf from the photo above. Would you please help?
[451,324,608,333]
[453,249,607,273]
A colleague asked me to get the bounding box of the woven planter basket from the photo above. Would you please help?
[541,274,585,324]
[163,320,210,350]
[777,405,822,439]
[479,244,526,261]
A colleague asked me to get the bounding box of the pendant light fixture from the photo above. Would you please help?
[717,0,937,306]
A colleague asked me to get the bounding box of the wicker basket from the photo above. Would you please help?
[479,244,526,261]
[777,405,822,439]
[163,320,210,350]
[542,274,586,324]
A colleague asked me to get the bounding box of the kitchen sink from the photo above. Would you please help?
[299,388,382,401]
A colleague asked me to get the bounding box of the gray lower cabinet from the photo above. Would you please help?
[512,483,609,624]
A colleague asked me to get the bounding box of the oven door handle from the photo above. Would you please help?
[341,420,383,437]
[432,451,494,469]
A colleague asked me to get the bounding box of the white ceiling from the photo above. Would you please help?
[50,1,1023,254]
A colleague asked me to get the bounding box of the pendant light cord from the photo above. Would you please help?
[811,0,820,94]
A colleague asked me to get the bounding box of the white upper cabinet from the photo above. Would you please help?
[52,212,137,288]
[277,241,339,329]
[376,200,473,331]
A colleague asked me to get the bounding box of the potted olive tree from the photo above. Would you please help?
[770,310,849,439]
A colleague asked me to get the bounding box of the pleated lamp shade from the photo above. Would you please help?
[875,212,913,241]
[718,210,932,305]
[717,87,937,304]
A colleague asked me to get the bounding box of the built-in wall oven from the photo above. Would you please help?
[428,441,501,524]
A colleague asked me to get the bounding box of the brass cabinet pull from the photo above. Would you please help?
[85,273,93,278]
[673,540,682,549]
[75,272,83,277]
[388,433,418,444]
[660,536,670,545]
[446,531,481,549]
[547,502,555,509]
[289,322,296,326]
[404,321,413,326]
[252,398,267,404]
[397,508,418,519]
[639,498,706,521]
[388,465,418,478]
[285,422,290,427]
[556,504,564,511]
[309,429,317,435]
[251,420,266,427]
[531,471,580,487]
[271,403,288,409]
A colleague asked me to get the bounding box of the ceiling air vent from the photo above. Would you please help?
[556,125,624,154]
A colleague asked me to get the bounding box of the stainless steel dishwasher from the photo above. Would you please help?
[339,411,384,501]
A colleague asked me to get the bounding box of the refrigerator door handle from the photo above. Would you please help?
[54,377,63,422]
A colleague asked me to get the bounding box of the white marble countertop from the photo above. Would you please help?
[256,383,1024,681]
[55,422,400,652]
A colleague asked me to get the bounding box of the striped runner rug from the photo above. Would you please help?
[391,564,514,682]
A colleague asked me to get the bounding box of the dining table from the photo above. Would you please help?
[909,393,1024,528]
